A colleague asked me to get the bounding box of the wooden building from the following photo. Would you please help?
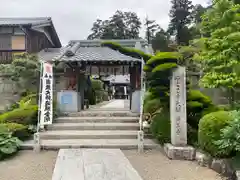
[38,39,152,113]
[0,17,61,63]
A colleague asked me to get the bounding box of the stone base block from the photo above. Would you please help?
[164,143,196,160]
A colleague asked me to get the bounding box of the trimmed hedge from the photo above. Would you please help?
[0,105,38,125]
[101,41,152,62]
[150,113,171,145]
[0,123,30,140]
[187,90,219,130]
[198,111,234,158]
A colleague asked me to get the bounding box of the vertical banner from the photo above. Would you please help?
[40,62,53,125]
[170,66,187,146]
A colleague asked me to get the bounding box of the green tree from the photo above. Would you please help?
[196,0,240,104]
[0,53,40,94]
[168,0,194,45]
[88,11,141,39]
[151,29,170,52]
[144,17,160,44]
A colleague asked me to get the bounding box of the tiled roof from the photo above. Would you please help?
[0,17,52,26]
[61,47,141,62]
[38,39,153,63]
[38,45,141,62]
[38,48,65,62]
[69,39,148,48]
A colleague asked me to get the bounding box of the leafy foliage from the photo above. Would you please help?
[0,53,40,94]
[187,90,219,129]
[0,126,22,160]
[150,113,171,145]
[0,123,30,141]
[145,52,180,107]
[216,110,240,154]
[168,0,194,45]
[197,0,240,89]
[0,105,38,125]
[88,11,141,40]
[101,41,152,62]
[198,111,234,158]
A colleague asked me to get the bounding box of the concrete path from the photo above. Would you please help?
[52,149,143,180]
[100,99,125,109]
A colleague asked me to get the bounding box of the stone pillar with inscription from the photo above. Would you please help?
[164,66,196,160]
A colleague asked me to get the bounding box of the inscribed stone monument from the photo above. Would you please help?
[164,66,196,160]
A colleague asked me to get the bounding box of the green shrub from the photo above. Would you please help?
[20,93,37,105]
[150,112,198,145]
[86,88,96,105]
[150,113,171,144]
[198,111,234,158]
[215,110,240,155]
[0,105,38,125]
[0,126,22,160]
[144,98,161,115]
[187,90,219,129]
[0,123,30,140]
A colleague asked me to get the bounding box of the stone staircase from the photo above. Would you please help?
[21,108,158,150]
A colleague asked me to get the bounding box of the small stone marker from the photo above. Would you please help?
[164,66,196,160]
[33,132,41,153]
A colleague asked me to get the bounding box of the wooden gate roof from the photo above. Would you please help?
[38,39,149,64]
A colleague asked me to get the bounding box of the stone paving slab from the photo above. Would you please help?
[52,149,84,180]
[52,149,143,180]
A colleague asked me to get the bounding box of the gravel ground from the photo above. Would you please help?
[0,150,223,180]
[123,149,223,180]
[0,151,57,180]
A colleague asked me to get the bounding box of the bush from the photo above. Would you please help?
[86,88,96,105]
[0,105,38,125]
[198,111,234,158]
[144,98,161,115]
[150,113,171,144]
[215,110,240,155]
[187,90,219,129]
[0,126,22,160]
[0,123,30,140]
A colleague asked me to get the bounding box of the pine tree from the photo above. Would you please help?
[168,0,194,45]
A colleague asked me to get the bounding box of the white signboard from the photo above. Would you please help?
[40,62,53,125]
[170,66,187,146]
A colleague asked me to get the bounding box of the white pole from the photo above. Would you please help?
[34,61,43,152]
[138,57,145,153]
[139,58,145,131]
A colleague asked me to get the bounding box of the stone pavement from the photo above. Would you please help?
[100,99,125,109]
[0,150,223,180]
[52,149,143,180]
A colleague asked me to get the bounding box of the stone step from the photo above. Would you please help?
[55,116,139,123]
[39,130,152,140]
[47,123,140,131]
[21,139,159,150]
[65,111,139,117]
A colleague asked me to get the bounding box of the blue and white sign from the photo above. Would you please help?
[61,93,73,104]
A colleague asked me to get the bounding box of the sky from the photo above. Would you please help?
[0,0,209,45]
